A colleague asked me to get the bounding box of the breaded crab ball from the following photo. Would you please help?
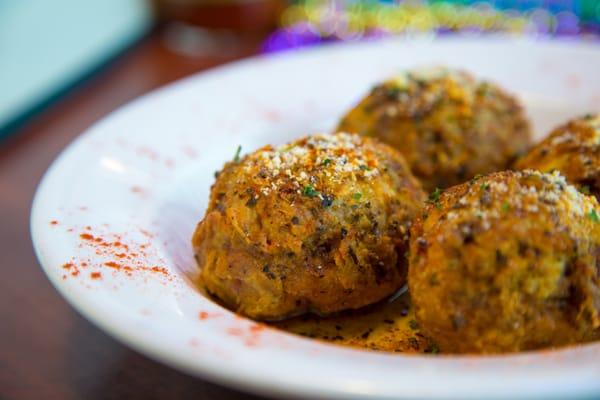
[338,67,532,191]
[409,170,600,354]
[515,113,600,200]
[193,132,426,320]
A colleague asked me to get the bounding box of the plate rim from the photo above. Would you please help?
[30,35,600,400]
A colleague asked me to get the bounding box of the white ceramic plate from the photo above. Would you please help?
[32,37,600,400]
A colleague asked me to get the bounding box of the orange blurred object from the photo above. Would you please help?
[151,0,285,32]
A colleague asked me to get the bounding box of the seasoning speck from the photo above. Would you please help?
[408,337,419,349]
[360,329,373,339]
[321,194,334,207]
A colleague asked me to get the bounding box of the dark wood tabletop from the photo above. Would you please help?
[0,28,268,400]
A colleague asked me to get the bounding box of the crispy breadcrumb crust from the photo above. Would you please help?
[409,170,600,353]
[338,67,532,191]
[516,113,600,200]
[193,133,426,320]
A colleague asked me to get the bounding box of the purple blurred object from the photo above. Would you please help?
[262,22,324,52]
[555,11,581,35]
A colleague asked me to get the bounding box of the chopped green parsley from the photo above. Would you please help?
[303,185,319,198]
[233,145,242,163]
[429,188,442,209]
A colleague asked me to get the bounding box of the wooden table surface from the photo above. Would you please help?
[0,28,267,400]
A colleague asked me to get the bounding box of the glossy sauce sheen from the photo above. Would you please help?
[272,292,436,354]
[198,277,433,353]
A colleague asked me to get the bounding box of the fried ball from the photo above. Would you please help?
[193,132,426,320]
[409,170,600,354]
[515,113,600,200]
[337,67,532,191]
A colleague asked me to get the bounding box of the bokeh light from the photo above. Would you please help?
[263,0,600,52]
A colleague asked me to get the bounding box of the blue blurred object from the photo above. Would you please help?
[0,0,152,139]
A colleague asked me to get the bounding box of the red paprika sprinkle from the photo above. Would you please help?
[62,227,172,282]
[104,261,121,270]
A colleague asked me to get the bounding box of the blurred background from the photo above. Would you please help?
[1,0,599,140]
[1,2,599,399]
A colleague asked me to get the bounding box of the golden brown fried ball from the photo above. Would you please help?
[515,113,600,200]
[193,132,426,320]
[337,67,532,191]
[409,170,600,354]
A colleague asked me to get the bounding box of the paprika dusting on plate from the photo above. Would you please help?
[62,262,80,277]
[61,226,172,282]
